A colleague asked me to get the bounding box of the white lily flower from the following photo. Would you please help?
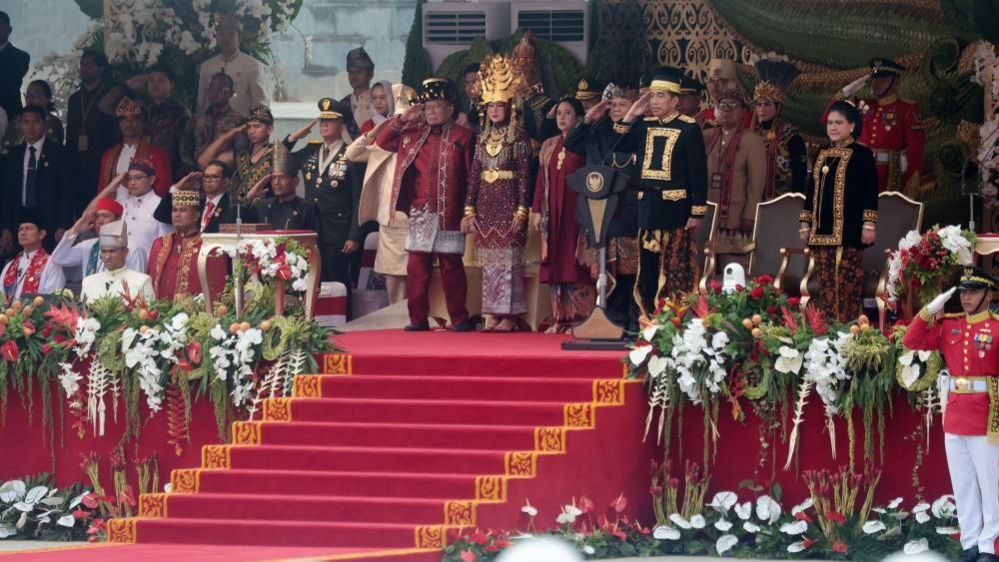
[582,544,595,555]
[791,498,813,515]
[915,511,931,524]
[714,519,733,532]
[904,538,929,555]
[629,345,653,366]
[735,501,752,520]
[743,521,761,533]
[756,495,782,523]
[708,491,738,514]
[653,526,680,540]
[690,514,706,529]
[669,513,692,529]
[521,503,538,517]
[775,346,803,374]
[716,534,738,555]
[931,495,957,518]
[936,526,960,535]
[787,541,806,553]
[862,520,886,534]
[780,520,808,535]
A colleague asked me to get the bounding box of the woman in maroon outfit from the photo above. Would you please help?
[531,97,594,333]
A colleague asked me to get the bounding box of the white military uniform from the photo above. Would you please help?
[196,51,270,117]
[51,232,148,275]
[116,190,172,260]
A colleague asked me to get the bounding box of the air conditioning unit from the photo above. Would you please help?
[423,2,512,69]
[510,1,588,64]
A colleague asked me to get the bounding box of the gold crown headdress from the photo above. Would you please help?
[477,54,522,105]
[752,53,800,104]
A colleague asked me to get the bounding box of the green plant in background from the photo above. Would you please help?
[0,473,90,541]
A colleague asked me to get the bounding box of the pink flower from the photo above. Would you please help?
[1,340,19,363]
[460,550,477,562]
[832,541,848,553]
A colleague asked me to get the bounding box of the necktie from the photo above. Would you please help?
[25,146,38,208]
[202,201,216,231]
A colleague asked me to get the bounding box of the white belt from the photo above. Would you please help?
[948,378,990,393]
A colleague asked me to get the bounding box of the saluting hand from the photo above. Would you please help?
[246,173,273,201]
[584,99,610,125]
[175,171,203,191]
[290,118,319,141]
[225,124,248,139]
[623,92,650,123]
[400,104,424,124]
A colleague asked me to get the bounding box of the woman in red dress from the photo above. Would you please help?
[531,97,594,333]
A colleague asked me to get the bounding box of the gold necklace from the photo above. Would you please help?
[485,131,504,157]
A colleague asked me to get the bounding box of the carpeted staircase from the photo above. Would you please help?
[106,331,653,561]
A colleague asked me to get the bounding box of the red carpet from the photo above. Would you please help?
[91,330,651,561]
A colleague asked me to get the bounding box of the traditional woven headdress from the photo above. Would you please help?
[98,220,128,249]
[247,105,274,125]
[419,78,459,103]
[128,157,156,177]
[272,141,299,176]
[116,96,142,118]
[753,54,800,103]
[171,190,202,210]
[477,54,522,105]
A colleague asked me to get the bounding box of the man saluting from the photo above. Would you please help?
[904,265,999,562]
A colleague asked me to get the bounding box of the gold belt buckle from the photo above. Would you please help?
[954,377,970,392]
[482,170,499,183]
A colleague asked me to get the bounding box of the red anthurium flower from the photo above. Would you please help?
[187,341,203,366]
[610,493,628,514]
[802,537,818,549]
[832,541,848,553]
[469,531,488,546]
[579,496,595,514]
[81,493,99,509]
[460,550,478,562]
[71,508,90,519]
[613,529,628,541]
[825,511,846,525]
[794,511,813,523]
[1,340,19,363]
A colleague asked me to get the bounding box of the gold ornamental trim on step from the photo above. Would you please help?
[475,475,507,502]
[170,469,200,494]
[594,379,625,405]
[321,353,352,375]
[106,517,137,543]
[534,427,566,453]
[231,421,261,445]
[293,374,323,398]
[564,403,594,428]
[444,500,476,526]
[201,445,231,470]
[138,493,168,518]
[263,397,293,422]
[415,525,447,548]
[505,451,537,477]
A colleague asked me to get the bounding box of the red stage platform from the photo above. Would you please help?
[0,330,949,561]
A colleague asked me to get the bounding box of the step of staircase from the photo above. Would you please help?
[135,518,425,548]
[281,397,571,425]
[315,375,600,402]
[196,469,480,499]
[255,421,541,450]
[228,444,511,474]
[166,493,454,524]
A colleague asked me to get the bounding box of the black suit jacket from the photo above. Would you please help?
[201,192,259,233]
[0,44,30,116]
[1,140,76,245]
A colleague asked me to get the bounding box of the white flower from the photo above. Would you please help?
[912,502,930,513]
[629,344,652,366]
[711,331,729,350]
[791,498,813,516]
[707,491,738,514]
[58,363,82,396]
[714,519,733,532]
[915,511,931,524]
[653,526,680,540]
[690,514,706,529]
[787,541,806,553]
[936,526,960,535]
[743,521,761,533]
[904,538,929,555]
[774,346,803,374]
[556,504,583,525]
[716,534,738,555]
[735,501,752,520]
[582,544,595,555]
[521,503,538,517]
[641,325,661,342]
[862,520,886,534]
[931,495,957,519]
[648,355,670,378]
[669,513,692,529]
[756,495,782,523]
[780,520,808,535]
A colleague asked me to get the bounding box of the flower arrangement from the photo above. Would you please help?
[441,475,960,561]
[0,289,333,458]
[0,472,90,541]
[886,225,976,305]
[237,237,312,293]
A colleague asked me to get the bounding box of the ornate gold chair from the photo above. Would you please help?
[749,194,809,298]
[871,191,924,328]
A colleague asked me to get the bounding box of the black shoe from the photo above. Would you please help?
[975,553,998,562]
[959,548,979,562]
[451,319,477,332]
[404,321,430,332]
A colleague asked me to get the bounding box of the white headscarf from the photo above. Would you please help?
[370,80,395,125]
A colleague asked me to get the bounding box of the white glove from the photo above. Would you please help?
[925,287,957,315]
[841,75,869,98]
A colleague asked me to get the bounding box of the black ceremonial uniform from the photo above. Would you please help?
[284,138,363,284]
[256,196,320,233]
[612,67,708,317]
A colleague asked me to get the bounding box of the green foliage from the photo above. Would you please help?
[401,0,432,88]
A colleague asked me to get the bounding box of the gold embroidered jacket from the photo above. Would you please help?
[612,113,708,231]
[800,142,879,248]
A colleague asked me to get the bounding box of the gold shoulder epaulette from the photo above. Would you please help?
[678,115,696,124]
[990,311,999,321]
[643,117,659,122]
[308,139,323,145]
[944,312,965,318]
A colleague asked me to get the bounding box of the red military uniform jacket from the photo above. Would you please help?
[147,231,227,302]
[376,117,474,232]
[823,94,925,192]
[904,309,999,436]
[98,140,173,197]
